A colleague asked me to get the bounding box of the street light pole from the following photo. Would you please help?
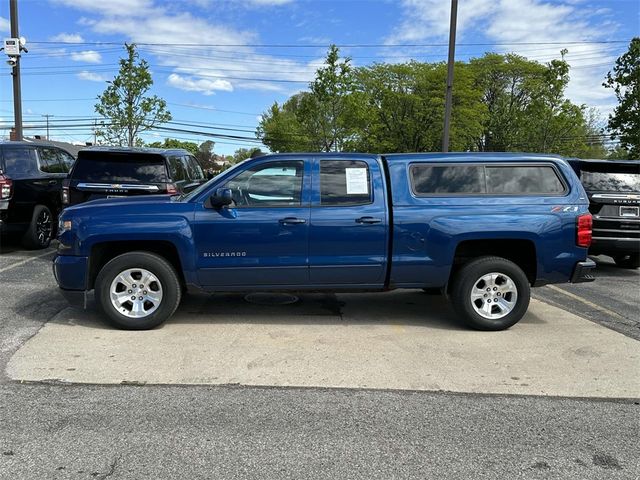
[442,0,458,153]
[9,0,24,141]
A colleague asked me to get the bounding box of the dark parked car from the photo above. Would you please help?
[63,147,207,207]
[569,159,640,268]
[0,141,75,249]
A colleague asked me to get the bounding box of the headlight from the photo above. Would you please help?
[58,218,72,233]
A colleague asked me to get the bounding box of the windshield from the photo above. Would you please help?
[581,171,640,193]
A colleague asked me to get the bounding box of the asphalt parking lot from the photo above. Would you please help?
[1,238,639,479]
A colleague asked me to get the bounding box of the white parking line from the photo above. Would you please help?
[0,250,54,274]
[546,284,624,319]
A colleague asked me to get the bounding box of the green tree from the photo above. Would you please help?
[258,50,603,157]
[470,53,546,151]
[257,95,313,152]
[148,138,198,154]
[471,52,605,156]
[259,45,355,152]
[307,44,355,151]
[195,140,216,169]
[232,147,263,164]
[95,43,171,147]
[349,61,485,152]
[604,37,640,158]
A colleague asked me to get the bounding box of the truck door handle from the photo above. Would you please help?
[48,180,58,185]
[279,217,307,225]
[356,216,382,224]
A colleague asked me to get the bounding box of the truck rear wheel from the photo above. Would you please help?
[450,256,530,331]
[95,251,182,330]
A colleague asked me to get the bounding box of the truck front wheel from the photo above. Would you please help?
[450,256,530,331]
[95,251,182,330]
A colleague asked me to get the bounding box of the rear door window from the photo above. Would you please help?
[71,153,168,183]
[38,147,66,174]
[320,160,372,206]
[410,165,485,195]
[486,166,565,194]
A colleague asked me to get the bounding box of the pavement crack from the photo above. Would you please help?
[93,454,121,479]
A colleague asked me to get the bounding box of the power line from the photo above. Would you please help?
[166,102,260,117]
[17,67,311,83]
[28,40,632,47]
[0,97,95,102]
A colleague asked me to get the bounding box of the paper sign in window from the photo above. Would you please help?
[345,168,368,195]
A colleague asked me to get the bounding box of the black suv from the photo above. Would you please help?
[0,141,75,249]
[569,159,640,268]
[63,147,207,207]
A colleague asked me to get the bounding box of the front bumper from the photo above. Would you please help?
[53,255,89,308]
[570,259,596,283]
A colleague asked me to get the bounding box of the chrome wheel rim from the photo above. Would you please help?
[470,272,518,320]
[109,268,163,319]
[36,210,52,245]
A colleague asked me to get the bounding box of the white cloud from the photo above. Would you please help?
[53,0,153,17]
[387,0,496,43]
[70,50,102,63]
[0,16,9,33]
[60,2,318,93]
[167,73,233,95]
[77,70,108,82]
[388,0,621,114]
[50,32,84,43]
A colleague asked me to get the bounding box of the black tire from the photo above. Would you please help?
[450,256,530,331]
[613,253,640,269]
[95,251,182,330]
[22,205,54,250]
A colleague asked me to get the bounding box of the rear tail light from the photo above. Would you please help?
[577,213,592,247]
[166,183,178,195]
[0,174,13,200]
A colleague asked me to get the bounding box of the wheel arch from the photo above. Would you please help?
[448,238,538,290]
[88,241,186,290]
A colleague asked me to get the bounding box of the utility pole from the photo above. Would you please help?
[442,0,458,153]
[42,114,53,140]
[9,0,24,141]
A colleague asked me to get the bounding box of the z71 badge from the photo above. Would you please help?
[551,206,579,213]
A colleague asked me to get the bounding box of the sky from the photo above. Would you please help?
[0,0,638,155]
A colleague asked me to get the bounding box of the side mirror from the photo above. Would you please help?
[209,188,233,209]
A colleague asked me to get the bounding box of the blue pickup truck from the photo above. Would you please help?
[54,152,595,331]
